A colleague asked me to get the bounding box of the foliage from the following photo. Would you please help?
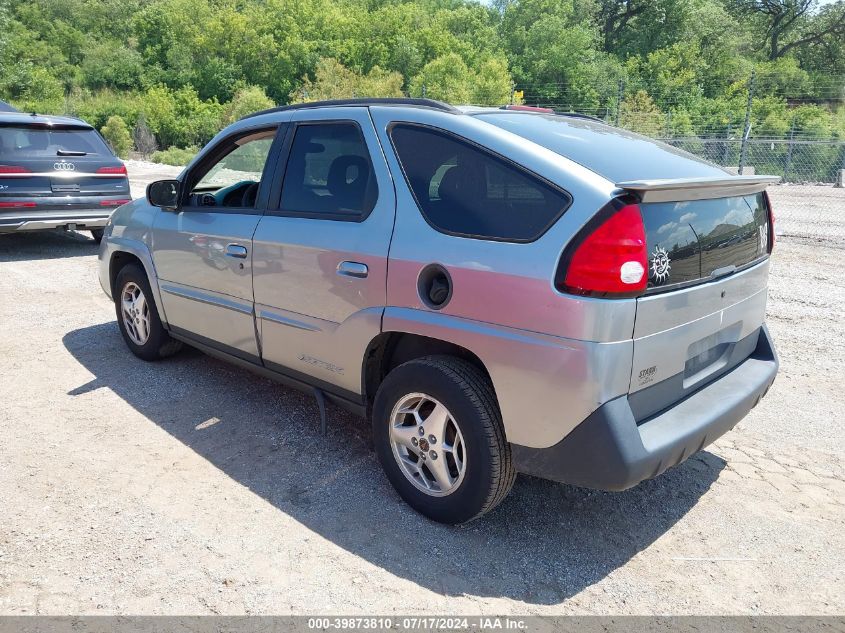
[620,90,665,137]
[2,0,842,150]
[151,145,197,166]
[222,86,275,125]
[291,58,404,103]
[100,115,132,158]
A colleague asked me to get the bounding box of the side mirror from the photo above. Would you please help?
[147,179,180,210]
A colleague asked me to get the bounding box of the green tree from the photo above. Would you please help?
[81,43,144,91]
[410,54,472,104]
[471,57,515,105]
[222,85,275,124]
[291,58,404,103]
[619,90,665,136]
[101,115,132,157]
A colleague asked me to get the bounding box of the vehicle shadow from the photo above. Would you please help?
[63,321,725,605]
[0,230,98,262]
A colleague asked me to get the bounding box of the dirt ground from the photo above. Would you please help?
[0,169,843,615]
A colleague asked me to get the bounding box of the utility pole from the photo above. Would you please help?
[784,117,796,182]
[722,116,733,166]
[615,79,624,127]
[739,70,756,175]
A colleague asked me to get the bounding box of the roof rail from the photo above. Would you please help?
[557,111,607,124]
[242,97,460,120]
[498,104,607,124]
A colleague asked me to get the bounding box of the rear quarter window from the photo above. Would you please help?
[389,123,572,242]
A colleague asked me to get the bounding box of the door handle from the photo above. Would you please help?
[336,261,368,279]
[226,244,248,259]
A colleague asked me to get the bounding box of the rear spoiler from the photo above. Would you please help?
[616,175,781,203]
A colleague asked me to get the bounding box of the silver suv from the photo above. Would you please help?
[98,98,779,523]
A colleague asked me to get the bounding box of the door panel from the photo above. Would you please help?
[252,109,395,395]
[152,211,261,358]
[151,124,284,361]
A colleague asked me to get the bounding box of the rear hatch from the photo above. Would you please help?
[622,180,777,420]
[0,122,130,211]
[473,110,778,420]
[476,112,778,416]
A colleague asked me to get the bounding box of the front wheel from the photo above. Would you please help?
[114,263,182,361]
[372,356,515,524]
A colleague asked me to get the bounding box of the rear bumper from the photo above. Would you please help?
[0,214,110,232]
[512,324,778,490]
[0,194,129,233]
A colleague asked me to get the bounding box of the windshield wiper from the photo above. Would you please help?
[56,149,87,156]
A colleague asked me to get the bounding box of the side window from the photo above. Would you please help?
[389,124,572,242]
[278,122,378,220]
[186,128,276,210]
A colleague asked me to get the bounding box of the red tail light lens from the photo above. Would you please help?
[0,165,31,174]
[0,201,37,208]
[559,203,648,297]
[100,199,131,206]
[763,191,775,253]
[96,165,127,175]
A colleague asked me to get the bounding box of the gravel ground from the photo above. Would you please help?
[0,170,843,615]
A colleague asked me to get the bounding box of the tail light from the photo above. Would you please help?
[763,190,775,253]
[0,201,37,208]
[556,202,648,298]
[96,165,127,175]
[100,199,131,206]
[0,165,31,174]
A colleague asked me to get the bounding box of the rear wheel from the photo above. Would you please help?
[114,263,182,361]
[90,228,104,243]
[373,356,515,524]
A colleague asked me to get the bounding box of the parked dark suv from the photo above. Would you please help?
[0,112,131,242]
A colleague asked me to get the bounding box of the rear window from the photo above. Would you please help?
[389,123,571,242]
[475,112,727,182]
[0,126,112,157]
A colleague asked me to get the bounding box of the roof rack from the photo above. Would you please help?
[242,97,460,120]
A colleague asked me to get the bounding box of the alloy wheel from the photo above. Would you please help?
[389,392,467,497]
[121,281,151,346]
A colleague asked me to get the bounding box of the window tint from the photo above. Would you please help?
[389,124,571,241]
[279,122,377,219]
[189,129,276,209]
[0,126,111,156]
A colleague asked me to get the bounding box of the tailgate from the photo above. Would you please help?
[620,177,777,419]
[0,124,129,200]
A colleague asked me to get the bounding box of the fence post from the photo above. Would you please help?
[510,82,515,105]
[615,79,624,127]
[784,117,796,182]
[739,70,755,175]
[722,117,733,165]
[422,84,427,98]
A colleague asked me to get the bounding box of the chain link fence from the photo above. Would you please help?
[661,137,845,243]
[515,74,845,244]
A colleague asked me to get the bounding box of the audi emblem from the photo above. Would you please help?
[53,162,76,171]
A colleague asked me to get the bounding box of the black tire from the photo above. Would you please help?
[372,356,516,524]
[90,228,105,243]
[114,263,182,361]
